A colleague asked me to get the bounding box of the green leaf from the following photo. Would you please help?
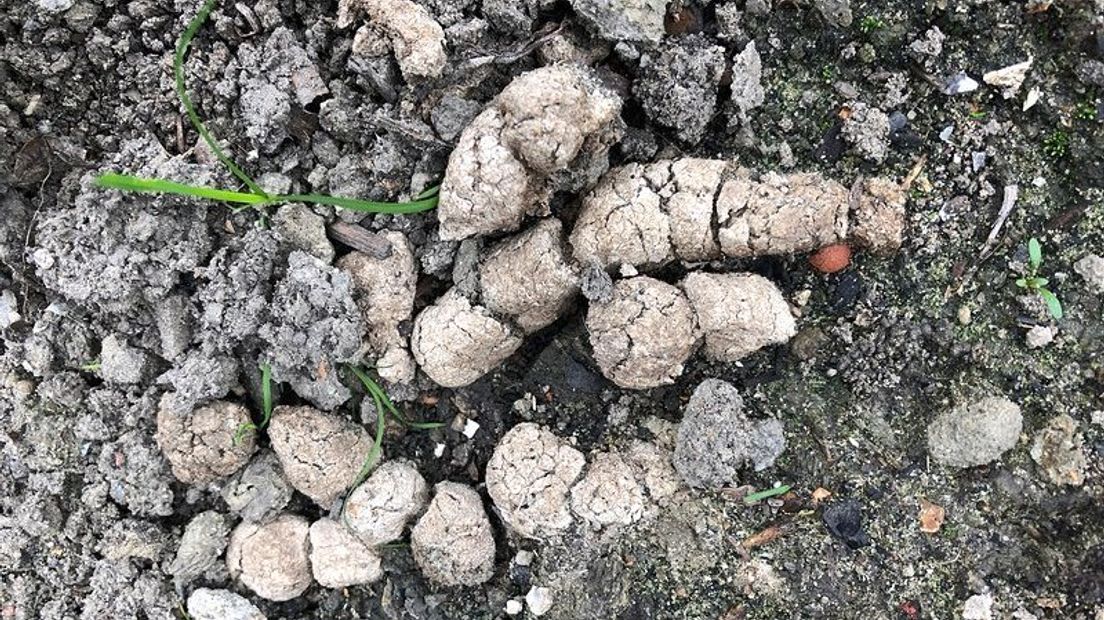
[1038,288,1063,320]
[1028,238,1042,270]
[259,362,274,428]
[96,174,267,204]
[1015,278,1029,288]
[278,192,438,214]
[743,484,792,504]
[349,365,445,429]
[1031,277,1049,288]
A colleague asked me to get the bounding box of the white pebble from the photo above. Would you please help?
[526,586,554,617]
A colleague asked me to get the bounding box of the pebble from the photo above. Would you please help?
[962,593,994,620]
[943,72,979,95]
[822,500,870,549]
[1025,325,1053,349]
[526,586,554,616]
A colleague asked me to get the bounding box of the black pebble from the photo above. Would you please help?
[823,500,871,549]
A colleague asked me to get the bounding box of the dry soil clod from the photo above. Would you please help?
[337,0,447,80]
[438,65,623,241]
[569,451,648,529]
[154,395,256,485]
[585,276,699,390]
[343,459,429,546]
[926,396,1023,468]
[267,405,374,507]
[411,482,497,586]
[309,519,383,588]
[486,422,586,539]
[680,272,796,363]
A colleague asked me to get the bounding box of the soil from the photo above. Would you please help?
[2,0,1103,619]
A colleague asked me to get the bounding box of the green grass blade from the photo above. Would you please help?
[1027,238,1043,270]
[743,484,792,504]
[259,362,274,428]
[278,193,439,214]
[96,174,267,204]
[1039,288,1063,320]
[176,0,267,198]
[415,185,441,200]
[353,390,387,489]
[349,365,445,429]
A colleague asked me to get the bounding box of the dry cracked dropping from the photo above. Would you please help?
[681,272,796,362]
[437,65,623,240]
[343,459,428,545]
[267,405,374,507]
[485,423,586,539]
[586,276,699,390]
[410,289,522,388]
[227,514,312,602]
[411,482,496,586]
[673,379,786,489]
[570,452,647,529]
[309,519,383,588]
[154,396,256,485]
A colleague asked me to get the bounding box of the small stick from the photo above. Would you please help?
[327,221,393,259]
[947,184,1019,297]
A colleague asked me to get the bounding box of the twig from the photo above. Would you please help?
[948,184,1019,297]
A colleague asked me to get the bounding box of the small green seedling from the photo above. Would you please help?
[858,15,886,34]
[1016,238,1063,320]
[347,365,445,489]
[1042,130,1070,159]
[1075,101,1097,121]
[96,0,437,215]
[234,362,275,444]
[743,484,792,504]
[80,359,101,372]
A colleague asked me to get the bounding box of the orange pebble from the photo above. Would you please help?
[809,244,852,274]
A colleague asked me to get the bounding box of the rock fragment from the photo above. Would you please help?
[943,72,979,95]
[268,405,374,506]
[410,289,522,388]
[586,277,699,389]
[1030,414,1086,486]
[169,511,230,586]
[822,500,870,548]
[635,35,727,144]
[479,218,580,333]
[681,272,796,362]
[569,0,666,44]
[983,58,1032,98]
[187,588,266,620]
[344,460,428,546]
[927,396,1022,468]
[672,379,785,488]
[221,451,294,522]
[730,41,765,120]
[1073,254,1104,293]
[154,396,256,485]
[570,452,647,529]
[226,514,312,602]
[411,482,496,586]
[486,423,586,539]
[438,66,622,240]
[841,102,891,163]
[273,204,334,263]
[338,0,447,80]
[309,519,383,588]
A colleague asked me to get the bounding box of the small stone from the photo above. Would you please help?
[918,499,945,534]
[730,41,765,120]
[957,306,972,325]
[962,593,994,620]
[344,460,428,546]
[187,588,266,620]
[927,396,1022,468]
[274,204,335,263]
[822,500,870,548]
[505,599,523,615]
[1073,254,1104,293]
[99,335,150,384]
[0,289,21,328]
[943,72,979,95]
[569,0,666,44]
[155,396,257,485]
[221,451,294,522]
[526,586,554,617]
[411,482,496,586]
[983,58,1032,98]
[268,405,374,507]
[169,511,230,586]
[1030,414,1086,486]
[1025,325,1053,349]
[227,514,312,602]
[309,519,383,588]
[908,27,944,57]
[841,102,891,163]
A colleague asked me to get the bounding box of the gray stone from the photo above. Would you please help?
[635,36,727,145]
[153,294,192,361]
[570,0,666,44]
[187,589,266,620]
[1025,325,1053,349]
[273,204,335,263]
[221,451,294,522]
[169,511,230,586]
[841,102,891,163]
[0,289,21,329]
[730,41,765,120]
[99,335,150,385]
[673,379,785,488]
[927,396,1022,468]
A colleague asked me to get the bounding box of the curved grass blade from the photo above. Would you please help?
[277,192,439,214]
[176,0,267,198]
[349,365,445,430]
[353,389,387,488]
[743,484,792,504]
[96,173,267,205]
[415,185,441,199]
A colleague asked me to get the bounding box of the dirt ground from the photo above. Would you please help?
[1,0,1103,619]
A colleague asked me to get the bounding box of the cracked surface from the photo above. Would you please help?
[672,379,786,489]
[850,177,908,255]
[585,276,698,390]
[338,0,446,80]
[624,440,681,506]
[226,514,311,602]
[681,272,796,362]
[344,460,428,546]
[154,396,256,485]
[410,482,495,586]
[569,451,647,529]
[570,163,672,270]
[309,519,383,588]
[438,66,622,240]
[267,406,373,507]
[485,423,586,539]
[410,289,522,388]
[716,170,850,257]
[479,218,581,333]
[260,251,365,410]
[337,231,418,384]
